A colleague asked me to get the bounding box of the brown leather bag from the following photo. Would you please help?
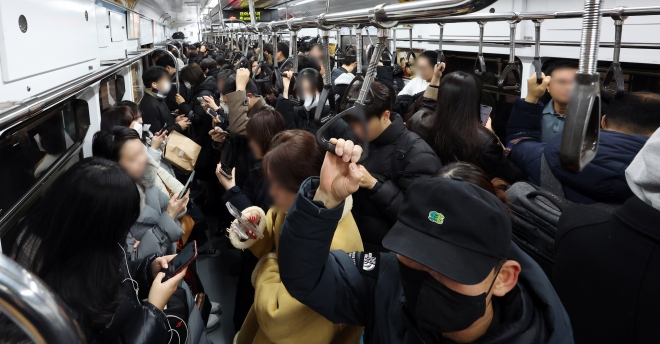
[158,175,195,245]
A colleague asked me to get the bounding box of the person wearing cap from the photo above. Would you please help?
[276,139,573,344]
[552,127,660,344]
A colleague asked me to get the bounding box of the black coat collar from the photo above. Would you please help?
[615,196,660,243]
[371,114,405,146]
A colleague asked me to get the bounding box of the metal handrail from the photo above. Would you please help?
[0,253,86,343]
[215,5,660,36]
[560,0,604,173]
[0,48,157,137]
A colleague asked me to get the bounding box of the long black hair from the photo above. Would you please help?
[429,71,483,163]
[13,157,140,335]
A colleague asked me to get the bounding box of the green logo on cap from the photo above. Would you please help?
[428,211,445,225]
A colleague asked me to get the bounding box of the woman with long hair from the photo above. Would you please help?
[428,71,524,183]
[7,157,186,342]
[92,127,188,259]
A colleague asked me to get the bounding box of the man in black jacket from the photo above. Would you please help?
[155,53,190,112]
[275,143,573,344]
[553,128,660,344]
[139,66,189,135]
[344,80,441,251]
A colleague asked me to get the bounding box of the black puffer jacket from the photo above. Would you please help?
[139,90,185,135]
[353,115,442,251]
[274,96,355,141]
[278,178,574,344]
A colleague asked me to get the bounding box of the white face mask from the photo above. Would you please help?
[184,82,192,89]
[154,82,171,98]
[303,94,319,111]
[132,122,143,138]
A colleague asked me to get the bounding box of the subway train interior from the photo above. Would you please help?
[0,0,660,343]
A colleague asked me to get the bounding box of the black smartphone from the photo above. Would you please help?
[219,163,233,179]
[161,241,197,282]
[179,171,195,200]
[480,105,493,126]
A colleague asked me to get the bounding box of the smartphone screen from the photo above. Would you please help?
[178,171,196,200]
[162,241,197,282]
[226,202,264,239]
[480,105,493,126]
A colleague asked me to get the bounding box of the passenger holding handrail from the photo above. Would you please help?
[341,80,441,251]
[538,61,578,143]
[506,74,660,204]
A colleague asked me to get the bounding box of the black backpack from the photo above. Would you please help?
[172,32,185,40]
[505,181,572,278]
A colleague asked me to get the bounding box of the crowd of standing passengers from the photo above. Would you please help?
[1,37,660,344]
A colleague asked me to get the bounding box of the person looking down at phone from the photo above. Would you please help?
[0,157,189,343]
[212,69,273,187]
[340,80,441,252]
[274,139,574,344]
[227,130,364,344]
[178,64,219,180]
[139,66,190,135]
[214,109,288,333]
[275,68,354,141]
[425,66,524,184]
[93,127,188,260]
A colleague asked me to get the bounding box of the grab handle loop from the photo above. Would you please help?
[495,16,522,92]
[560,0,604,173]
[602,7,627,93]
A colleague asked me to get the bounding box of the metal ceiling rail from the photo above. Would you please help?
[397,37,660,50]
[262,0,496,30]
[413,5,660,23]
[0,48,158,137]
[216,5,660,34]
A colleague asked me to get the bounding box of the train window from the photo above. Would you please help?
[131,60,145,102]
[99,74,126,112]
[541,58,660,95]
[0,99,89,238]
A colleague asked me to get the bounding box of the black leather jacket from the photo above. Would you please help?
[90,254,169,344]
[470,125,526,184]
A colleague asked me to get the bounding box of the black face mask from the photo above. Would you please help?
[398,261,500,338]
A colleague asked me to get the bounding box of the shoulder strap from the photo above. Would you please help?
[157,174,174,197]
[390,131,423,182]
[540,153,565,198]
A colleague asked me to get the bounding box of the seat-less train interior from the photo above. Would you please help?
[0,0,660,343]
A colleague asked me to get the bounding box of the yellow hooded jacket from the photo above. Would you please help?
[229,196,364,344]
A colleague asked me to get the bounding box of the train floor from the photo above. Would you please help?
[196,214,240,344]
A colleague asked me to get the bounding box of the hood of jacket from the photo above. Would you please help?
[545,130,647,204]
[626,128,660,210]
[475,242,574,344]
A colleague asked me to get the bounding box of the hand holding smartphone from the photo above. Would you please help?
[161,241,197,282]
[479,105,493,126]
[226,202,264,240]
[179,171,196,200]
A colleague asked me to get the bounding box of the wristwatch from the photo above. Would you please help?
[370,179,379,190]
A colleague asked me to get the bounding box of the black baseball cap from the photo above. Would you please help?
[382,178,511,285]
